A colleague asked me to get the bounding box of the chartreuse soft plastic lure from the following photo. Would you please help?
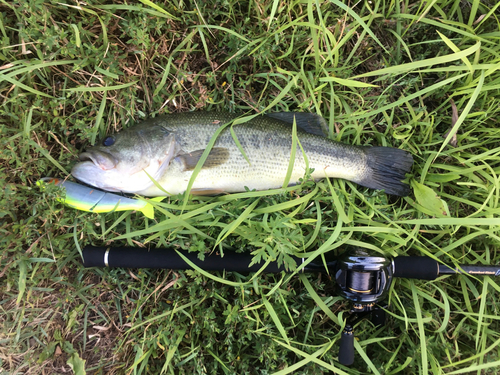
[37,177,160,219]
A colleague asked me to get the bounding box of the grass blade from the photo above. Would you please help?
[329,0,388,54]
[215,198,260,247]
[262,295,289,344]
[411,282,428,374]
[137,0,178,20]
[66,80,138,92]
[435,70,485,159]
[272,340,349,374]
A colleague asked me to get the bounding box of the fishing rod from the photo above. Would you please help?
[82,245,500,366]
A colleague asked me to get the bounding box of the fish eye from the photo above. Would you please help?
[102,136,115,146]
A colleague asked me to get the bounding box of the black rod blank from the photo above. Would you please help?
[392,256,500,278]
[438,264,500,276]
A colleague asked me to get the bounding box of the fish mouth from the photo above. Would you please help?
[71,160,121,192]
[79,151,117,170]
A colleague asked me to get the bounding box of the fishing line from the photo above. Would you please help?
[347,271,375,293]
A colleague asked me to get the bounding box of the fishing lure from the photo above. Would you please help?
[37,177,160,219]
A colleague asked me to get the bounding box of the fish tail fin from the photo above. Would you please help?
[358,147,413,196]
[139,197,164,219]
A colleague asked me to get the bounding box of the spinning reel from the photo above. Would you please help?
[82,245,500,366]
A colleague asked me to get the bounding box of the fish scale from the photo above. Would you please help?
[146,112,354,196]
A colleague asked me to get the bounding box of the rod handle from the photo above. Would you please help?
[82,246,287,273]
[393,256,439,280]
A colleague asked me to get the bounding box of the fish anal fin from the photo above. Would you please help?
[177,147,230,171]
[190,188,226,196]
[265,112,328,137]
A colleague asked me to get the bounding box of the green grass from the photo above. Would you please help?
[1,0,500,374]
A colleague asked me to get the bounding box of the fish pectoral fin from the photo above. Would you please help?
[190,188,226,196]
[265,112,328,137]
[177,147,230,171]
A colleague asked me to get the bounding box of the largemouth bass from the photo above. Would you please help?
[71,112,413,196]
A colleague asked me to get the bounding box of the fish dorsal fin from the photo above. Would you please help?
[265,112,328,137]
[177,147,230,171]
